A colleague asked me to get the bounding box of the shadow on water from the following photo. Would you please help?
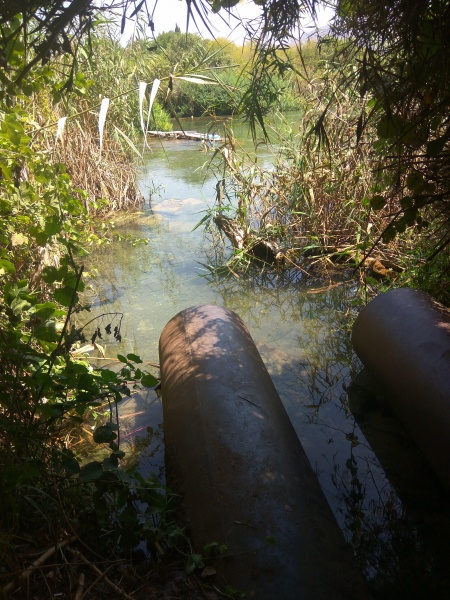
[82,115,450,598]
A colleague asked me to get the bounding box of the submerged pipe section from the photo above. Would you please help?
[159,304,369,600]
[352,288,450,491]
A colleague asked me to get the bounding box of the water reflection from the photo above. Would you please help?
[82,116,450,598]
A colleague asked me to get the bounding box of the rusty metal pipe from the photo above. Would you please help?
[352,288,450,491]
[159,304,369,599]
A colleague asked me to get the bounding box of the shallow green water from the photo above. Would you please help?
[85,116,450,596]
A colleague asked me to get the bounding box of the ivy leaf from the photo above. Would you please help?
[127,353,142,363]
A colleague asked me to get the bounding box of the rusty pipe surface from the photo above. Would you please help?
[159,304,370,599]
[352,288,450,491]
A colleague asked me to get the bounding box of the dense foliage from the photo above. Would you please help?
[1,0,450,594]
[0,7,178,596]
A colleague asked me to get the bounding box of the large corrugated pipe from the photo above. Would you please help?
[352,288,450,491]
[159,304,370,599]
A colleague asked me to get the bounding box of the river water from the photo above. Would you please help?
[84,116,450,597]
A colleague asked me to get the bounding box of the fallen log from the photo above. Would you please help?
[214,213,284,265]
[147,130,223,142]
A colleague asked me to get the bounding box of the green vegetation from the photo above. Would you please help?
[1,0,450,596]
[210,1,449,305]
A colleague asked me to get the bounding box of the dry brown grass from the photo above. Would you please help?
[55,107,143,217]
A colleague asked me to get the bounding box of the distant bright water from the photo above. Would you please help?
[84,115,450,597]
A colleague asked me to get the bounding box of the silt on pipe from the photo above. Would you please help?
[159,304,370,599]
[352,287,450,491]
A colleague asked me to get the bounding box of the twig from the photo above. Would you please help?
[75,572,85,600]
[67,549,133,600]
[1,536,76,596]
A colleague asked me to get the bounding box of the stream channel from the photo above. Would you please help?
[84,115,450,597]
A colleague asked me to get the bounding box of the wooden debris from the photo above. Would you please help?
[67,548,133,600]
[2,536,76,596]
[214,213,285,265]
[148,130,223,142]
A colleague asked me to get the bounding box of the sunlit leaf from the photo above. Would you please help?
[141,373,158,387]
[113,125,142,158]
[54,286,77,307]
[0,259,15,274]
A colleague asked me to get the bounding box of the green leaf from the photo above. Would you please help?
[117,354,128,363]
[426,137,446,157]
[102,456,119,470]
[61,454,80,476]
[45,215,62,237]
[382,224,397,243]
[126,353,142,363]
[33,302,57,320]
[80,461,103,482]
[400,195,413,210]
[34,320,64,342]
[54,286,77,307]
[369,195,386,210]
[93,424,118,444]
[406,171,424,192]
[141,373,158,387]
[100,369,118,382]
[376,114,404,140]
[0,259,15,274]
[42,265,68,284]
[11,296,32,315]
